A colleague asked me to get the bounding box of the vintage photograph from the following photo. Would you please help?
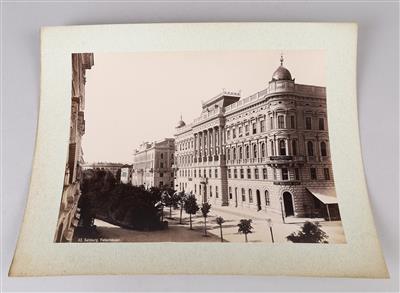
[55,50,346,244]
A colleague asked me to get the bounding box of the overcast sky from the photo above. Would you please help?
[82,50,325,163]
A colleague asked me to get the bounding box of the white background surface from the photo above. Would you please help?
[1,1,399,292]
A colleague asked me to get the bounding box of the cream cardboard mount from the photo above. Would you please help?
[9,23,388,278]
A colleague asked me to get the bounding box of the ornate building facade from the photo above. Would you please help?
[174,57,340,220]
[55,53,94,242]
[131,138,175,189]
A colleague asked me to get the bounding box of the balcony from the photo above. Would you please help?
[273,180,301,186]
[269,155,293,160]
[267,155,305,167]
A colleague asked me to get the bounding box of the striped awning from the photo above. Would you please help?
[307,187,338,204]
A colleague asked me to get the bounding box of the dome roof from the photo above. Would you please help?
[271,55,293,81]
[272,66,292,81]
[176,115,186,128]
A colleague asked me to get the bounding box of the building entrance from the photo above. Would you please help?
[283,192,294,216]
[256,190,261,211]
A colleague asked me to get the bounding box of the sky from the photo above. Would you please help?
[82,50,325,163]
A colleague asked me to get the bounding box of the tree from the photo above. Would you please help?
[216,216,225,242]
[184,194,199,230]
[286,221,329,243]
[201,202,211,236]
[237,219,253,242]
[177,191,187,224]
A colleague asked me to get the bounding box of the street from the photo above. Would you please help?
[92,205,346,243]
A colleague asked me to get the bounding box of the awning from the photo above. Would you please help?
[307,187,338,204]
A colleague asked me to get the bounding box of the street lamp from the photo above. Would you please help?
[279,196,285,224]
[267,218,274,243]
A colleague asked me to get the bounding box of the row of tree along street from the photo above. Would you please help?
[74,169,329,243]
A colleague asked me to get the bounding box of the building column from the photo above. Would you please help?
[275,137,279,156]
[285,138,289,156]
[218,126,222,155]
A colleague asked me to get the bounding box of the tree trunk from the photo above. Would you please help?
[189,214,192,230]
[245,233,248,243]
[169,206,172,218]
[204,217,207,236]
[219,226,223,242]
[161,206,164,222]
[179,206,183,224]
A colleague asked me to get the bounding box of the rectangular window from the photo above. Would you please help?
[306,117,312,130]
[295,168,300,180]
[245,124,249,135]
[240,169,244,179]
[228,168,231,178]
[324,168,330,180]
[209,169,212,178]
[241,189,246,202]
[252,123,257,134]
[310,168,317,180]
[195,184,197,193]
[215,186,219,198]
[247,168,251,179]
[215,169,218,178]
[232,129,236,139]
[203,169,206,177]
[273,169,277,180]
[260,120,265,132]
[282,168,289,180]
[227,130,230,139]
[160,162,164,168]
[254,168,259,179]
[160,172,164,177]
[238,126,242,135]
[263,168,268,179]
[319,118,325,130]
[159,181,163,187]
[234,168,237,178]
[194,170,196,178]
[171,172,174,178]
[160,153,164,159]
[209,186,212,197]
[278,115,285,128]
[290,115,295,128]
[270,117,273,129]
[249,190,253,203]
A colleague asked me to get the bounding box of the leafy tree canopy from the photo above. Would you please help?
[286,221,329,243]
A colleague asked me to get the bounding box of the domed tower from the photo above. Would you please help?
[176,115,186,129]
[271,54,294,82]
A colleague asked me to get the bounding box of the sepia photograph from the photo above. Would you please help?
[55,50,346,244]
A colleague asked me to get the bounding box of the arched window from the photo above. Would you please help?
[227,148,231,160]
[320,141,327,157]
[307,141,314,156]
[265,190,270,206]
[248,189,253,203]
[279,140,286,155]
[241,188,246,202]
[239,146,243,159]
[245,145,250,158]
[253,144,258,158]
[261,142,266,157]
[292,139,297,156]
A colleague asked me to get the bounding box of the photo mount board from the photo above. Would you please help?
[9,23,388,278]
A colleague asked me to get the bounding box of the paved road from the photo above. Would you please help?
[93,205,345,243]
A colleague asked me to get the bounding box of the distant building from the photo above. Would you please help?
[55,53,94,242]
[174,56,340,220]
[120,164,133,184]
[82,162,125,177]
[131,138,175,189]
